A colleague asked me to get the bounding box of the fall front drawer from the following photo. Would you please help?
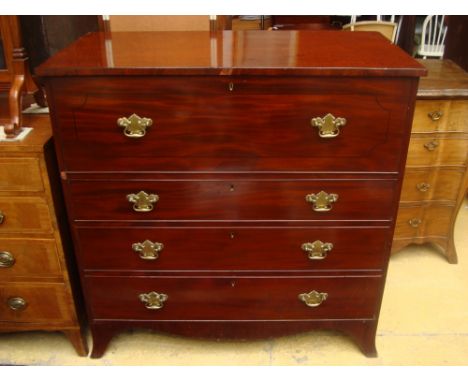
[86,275,382,321]
[77,226,389,271]
[68,179,397,221]
[51,76,411,172]
[0,282,75,323]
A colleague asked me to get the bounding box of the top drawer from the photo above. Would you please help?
[413,100,468,133]
[50,77,413,173]
[0,158,44,193]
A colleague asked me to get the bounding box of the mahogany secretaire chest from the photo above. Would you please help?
[36,31,425,358]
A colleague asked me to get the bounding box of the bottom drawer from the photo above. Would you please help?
[86,275,382,321]
[0,282,74,323]
[394,204,454,239]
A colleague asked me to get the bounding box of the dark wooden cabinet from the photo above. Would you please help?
[37,30,425,358]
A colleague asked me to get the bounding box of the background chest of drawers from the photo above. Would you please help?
[393,60,468,263]
[37,31,425,358]
[0,125,86,355]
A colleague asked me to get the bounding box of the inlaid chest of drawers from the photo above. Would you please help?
[0,124,87,356]
[37,31,425,358]
[392,60,468,263]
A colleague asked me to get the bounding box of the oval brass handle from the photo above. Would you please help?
[305,191,338,212]
[0,210,4,224]
[416,182,431,192]
[408,218,422,228]
[311,113,346,138]
[298,290,328,308]
[139,291,168,310]
[301,241,333,260]
[7,297,27,311]
[0,251,15,268]
[118,113,153,138]
[127,191,159,212]
[424,140,439,151]
[428,110,443,121]
[132,240,164,261]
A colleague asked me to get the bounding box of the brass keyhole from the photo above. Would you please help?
[230,232,235,239]
[230,184,235,192]
[228,82,234,92]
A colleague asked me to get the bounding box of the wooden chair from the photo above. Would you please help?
[0,16,36,138]
[101,16,230,32]
[343,16,398,43]
[416,15,447,59]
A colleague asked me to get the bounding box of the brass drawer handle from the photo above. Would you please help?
[127,191,159,212]
[408,218,422,228]
[139,291,168,310]
[424,140,439,151]
[7,297,27,311]
[132,240,164,261]
[0,210,4,224]
[118,113,153,138]
[301,240,333,260]
[298,290,328,308]
[428,110,443,121]
[305,191,338,212]
[311,113,346,138]
[0,251,15,268]
[416,182,431,192]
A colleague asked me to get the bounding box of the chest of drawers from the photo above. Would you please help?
[37,31,425,358]
[393,60,468,263]
[0,125,86,355]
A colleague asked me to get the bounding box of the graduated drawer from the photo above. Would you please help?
[77,226,389,271]
[0,282,74,323]
[394,204,453,239]
[51,76,411,172]
[406,135,468,167]
[68,179,397,222]
[86,275,382,321]
[0,196,53,233]
[0,238,62,277]
[400,168,465,202]
[0,157,44,192]
[413,100,468,133]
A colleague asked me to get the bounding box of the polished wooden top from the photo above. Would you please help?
[417,59,468,99]
[36,31,426,77]
[0,120,51,153]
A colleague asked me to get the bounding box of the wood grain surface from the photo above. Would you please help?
[36,31,426,78]
[76,226,390,272]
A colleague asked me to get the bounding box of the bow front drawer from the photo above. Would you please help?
[86,275,382,321]
[406,135,468,167]
[399,168,465,202]
[67,179,397,222]
[50,77,412,172]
